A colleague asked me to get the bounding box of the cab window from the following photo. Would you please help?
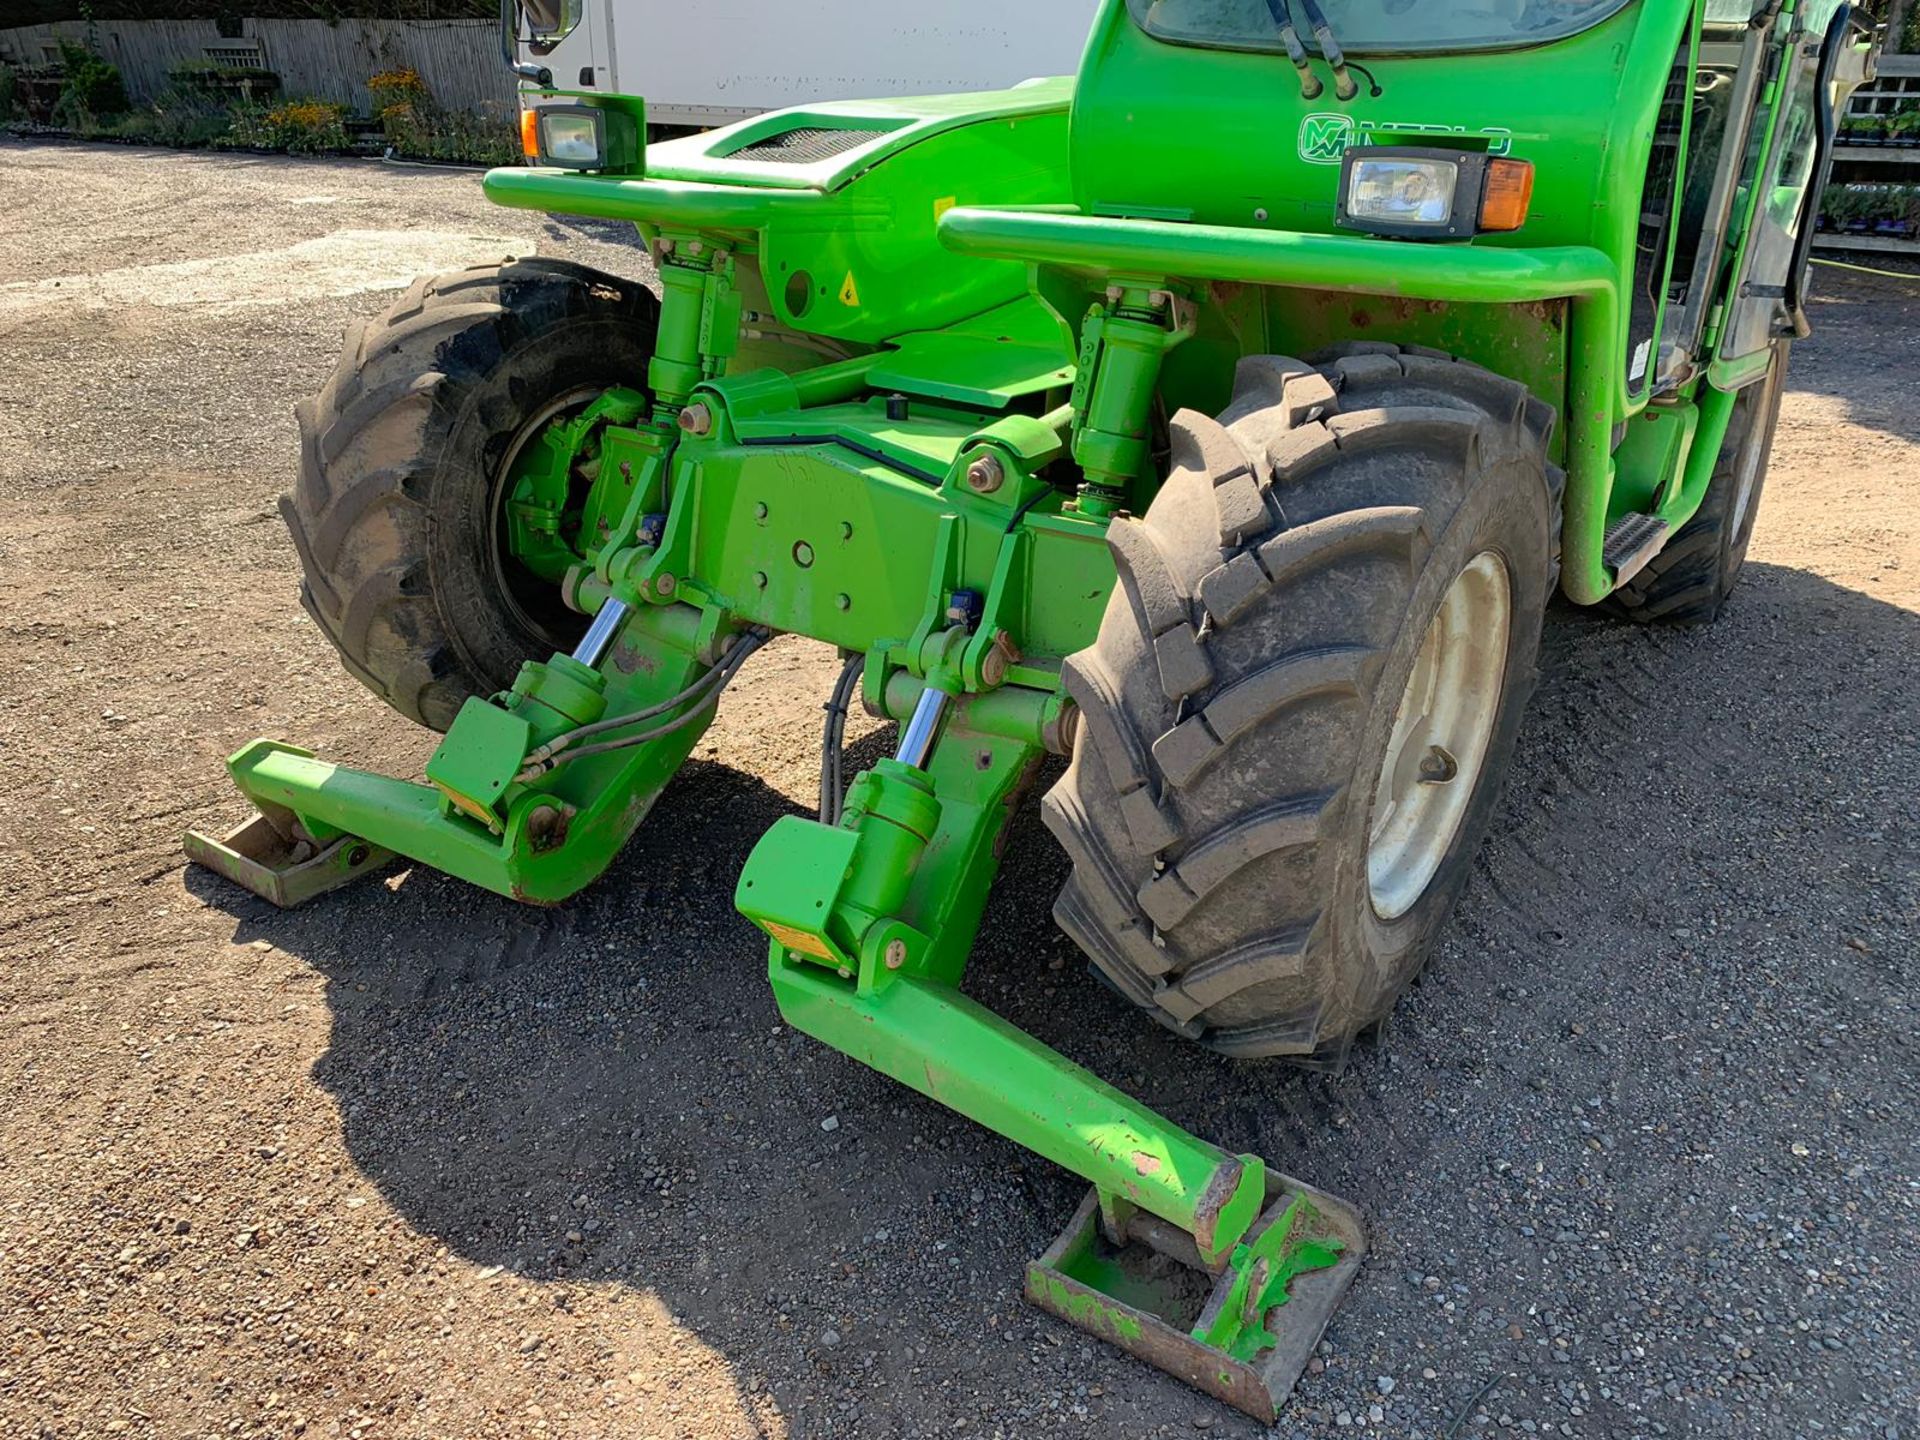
[1127,0,1635,55]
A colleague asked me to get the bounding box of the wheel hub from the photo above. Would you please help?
[488,386,603,647]
[1366,550,1512,922]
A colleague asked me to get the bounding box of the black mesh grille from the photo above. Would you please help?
[727,126,889,165]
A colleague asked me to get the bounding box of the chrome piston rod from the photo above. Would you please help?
[895,686,952,771]
[573,598,631,668]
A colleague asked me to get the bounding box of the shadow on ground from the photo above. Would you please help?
[1787,281,1920,444]
[186,559,1920,1437]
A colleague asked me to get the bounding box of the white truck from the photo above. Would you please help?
[510,0,1101,130]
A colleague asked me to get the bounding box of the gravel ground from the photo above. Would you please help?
[0,140,1915,1440]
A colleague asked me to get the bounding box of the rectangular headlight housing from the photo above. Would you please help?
[1336,147,1533,241]
[532,103,640,173]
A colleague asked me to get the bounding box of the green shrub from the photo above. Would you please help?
[96,88,237,147]
[54,39,128,123]
[0,65,18,120]
[367,66,430,112]
[380,99,518,165]
[369,67,517,164]
[226,97,350,153]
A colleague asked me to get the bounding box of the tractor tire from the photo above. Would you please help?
[285,257,660,732]
[1044,345,1561,1066]
[1609,342,1788,625]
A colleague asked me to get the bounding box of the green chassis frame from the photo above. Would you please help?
[186,0,1870,1414]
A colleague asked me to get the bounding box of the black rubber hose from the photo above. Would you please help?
[525,629,768,766]
[1262,0,1324,99]
[517,634,765,780]
[819,652,866,825]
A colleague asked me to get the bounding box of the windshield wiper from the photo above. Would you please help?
[1292,0,1361,100]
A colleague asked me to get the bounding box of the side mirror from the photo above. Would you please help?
[498,0,554,86]
[522,0,584,51]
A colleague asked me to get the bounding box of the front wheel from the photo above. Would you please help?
[1044,345,1562,1066]
[1610,342,1789,625]
[285,258,660,731]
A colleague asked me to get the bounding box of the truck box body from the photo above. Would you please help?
[534,0,1100,127]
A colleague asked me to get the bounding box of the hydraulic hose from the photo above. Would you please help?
[516,629,768,781]
[1261,0,1323,98]
[818,653,866,826]
[1296,0,1359,101]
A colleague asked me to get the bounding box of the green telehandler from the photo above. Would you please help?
[186,0,1875,1417]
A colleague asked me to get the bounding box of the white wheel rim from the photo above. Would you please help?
[1729,359,1781,542]
[1728,403,1769,540]
[488,385,604,640]
[1366,551,1512,922]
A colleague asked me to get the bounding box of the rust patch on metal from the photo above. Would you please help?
[610,639,658,676]
[1190,1159,1245,1259]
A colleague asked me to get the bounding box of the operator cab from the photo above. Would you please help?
[1129,0,1634,52]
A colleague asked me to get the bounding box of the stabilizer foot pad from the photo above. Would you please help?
[1025,1167,1365,1423]
[185,814,395,909]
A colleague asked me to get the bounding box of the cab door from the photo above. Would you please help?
[1715,1,1863,369]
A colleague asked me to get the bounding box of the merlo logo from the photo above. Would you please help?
[1298,113,1355,164]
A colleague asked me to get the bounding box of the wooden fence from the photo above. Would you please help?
[0,16,517,115]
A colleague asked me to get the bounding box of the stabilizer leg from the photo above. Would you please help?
[186,602,729,906]
[735,678,1364,1418]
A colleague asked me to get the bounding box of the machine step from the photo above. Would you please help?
[1602,511,1672,586]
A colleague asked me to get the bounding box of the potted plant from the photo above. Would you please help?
[170,59,280,103]
[1834,187,1875,233]
[1883,185,1920,240]
[1842,111,1885,147]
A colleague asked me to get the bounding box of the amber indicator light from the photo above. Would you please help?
[1478,158,1535,232]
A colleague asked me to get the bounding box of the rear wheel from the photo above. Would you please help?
[1610,342,1788,625]
[285,258,660,731]
[1044,345,1561,1065]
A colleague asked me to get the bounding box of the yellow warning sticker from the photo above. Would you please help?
[933,195,957,220]
[764,920,834,961]
[838,271,861,307]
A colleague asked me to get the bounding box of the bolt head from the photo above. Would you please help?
[678,403,713,437]
[965,454,1005,495]
[656,573,677,596]
[884,939,907,970]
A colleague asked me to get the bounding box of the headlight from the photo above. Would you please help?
[1336,148,1534,241]
[1347,157,1459,229]
[526,103,640,173]
[539,108,603,166]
